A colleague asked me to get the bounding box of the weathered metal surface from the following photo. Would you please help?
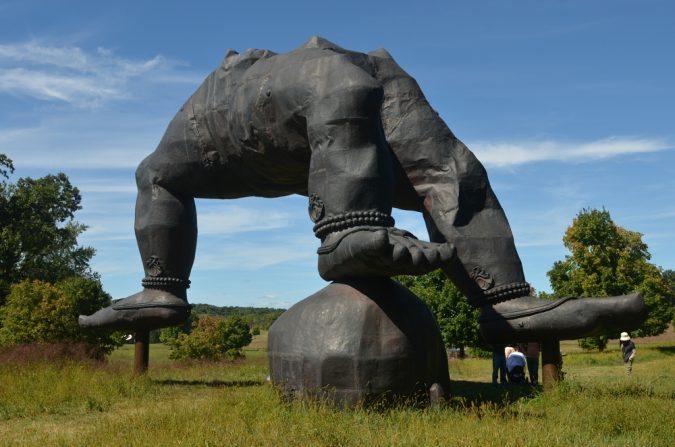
[268,279,449,407]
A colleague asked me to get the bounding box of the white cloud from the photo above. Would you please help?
[0,116,162,170]
[76,179,137,194]
[198,207,295,236]
[86,229,318,278]
[78,197,301,245]
[0,68,119,103]
[510,211,572,248]
[79,222,134,241]
[254,296,293,309]
[471,137,671,168]
[194,235,317,271]
[0,41,199,107]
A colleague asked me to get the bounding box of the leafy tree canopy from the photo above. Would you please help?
[547,208,673,350]
[663,270,675,298]
[0,278,124,355]
[0,154,14,179]
[0,155,96,304]
[397,270,488,357]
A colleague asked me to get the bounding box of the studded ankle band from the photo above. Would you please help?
[477,281,531,305]
[141,276,191,289]
[313,211,394,239]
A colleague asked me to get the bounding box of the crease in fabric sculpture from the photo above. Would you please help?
[80,36,647,345]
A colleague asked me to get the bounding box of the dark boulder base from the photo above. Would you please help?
[268,279,450,407]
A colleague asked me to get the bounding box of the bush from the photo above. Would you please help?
[0,278,125,356]
[467,346,492,358]
[578,335,609,352]
[164,315,252,360]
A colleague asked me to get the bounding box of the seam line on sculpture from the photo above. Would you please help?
[189,103,210,154]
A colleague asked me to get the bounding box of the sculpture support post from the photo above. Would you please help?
[541,340,562,391]
[134,330,150,375]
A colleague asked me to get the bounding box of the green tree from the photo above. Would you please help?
[0,154,14,179]
[397,270,487,357]
[0,278,124,355]
[0,155,96,304]
[158,317,193,345]
[547,208,673,351]
[663,269,675,313]
[163,315,252,360]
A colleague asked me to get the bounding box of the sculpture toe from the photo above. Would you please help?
[317,226,456,280]
[478,293,648,343]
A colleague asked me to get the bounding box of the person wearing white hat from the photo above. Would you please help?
[619,332,636,375]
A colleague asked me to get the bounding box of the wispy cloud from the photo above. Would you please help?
[76,179,137,194]
[84,224,317,277]
[198,207,296,235]
[253,295,293,309]
[0,116,163,169]
[511,208,576,248]
[189,231,318,271]
[0,41,199,107]
[471,137,671,168]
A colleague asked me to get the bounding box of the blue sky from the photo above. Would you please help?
[1,0,673,308]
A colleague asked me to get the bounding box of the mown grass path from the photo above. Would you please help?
[1,334,673,446]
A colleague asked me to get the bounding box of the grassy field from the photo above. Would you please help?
[0,332,673,447]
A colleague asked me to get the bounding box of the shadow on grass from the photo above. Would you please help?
[447,380,540,409]
[655,346,675,355]
[153,379,264,388]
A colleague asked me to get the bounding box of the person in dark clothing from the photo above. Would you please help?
[492,344,507,386]
[79,37,647,342]
[518,342,540,384]
[619,332,637,375]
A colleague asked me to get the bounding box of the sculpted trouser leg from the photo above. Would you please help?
[370,50,526,297]
[305,56,455,279]
[79,108,200,330]
[133,155,197,297]
[370,51,647,342]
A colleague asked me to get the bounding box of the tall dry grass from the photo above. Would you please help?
[0,334,673,447]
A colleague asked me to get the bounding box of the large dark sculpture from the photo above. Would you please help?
[80,37,647,399]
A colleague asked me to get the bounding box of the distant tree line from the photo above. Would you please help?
[189,304,285,333]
